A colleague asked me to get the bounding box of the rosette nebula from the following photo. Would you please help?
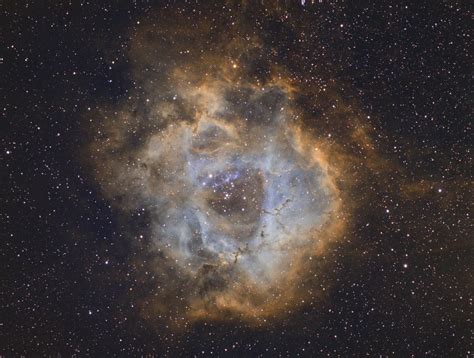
[91,64,345,322]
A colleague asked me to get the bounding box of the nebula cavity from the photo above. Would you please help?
[145,110,333,285]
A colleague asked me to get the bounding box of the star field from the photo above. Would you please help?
[1,1,472,356]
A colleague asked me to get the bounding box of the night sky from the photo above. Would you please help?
[2,1,472,357]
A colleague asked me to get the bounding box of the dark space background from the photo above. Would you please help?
[1,1,472,356]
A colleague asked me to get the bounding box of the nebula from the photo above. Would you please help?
[86,12,355,325]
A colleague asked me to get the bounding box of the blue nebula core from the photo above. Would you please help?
[146,116,333,284]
